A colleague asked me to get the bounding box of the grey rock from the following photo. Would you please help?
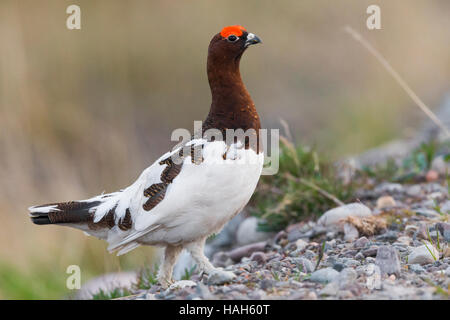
[408,245,439,265]
[376,230,399,242]
[344,223,359,241]
[332,262,346,272]
[414,209,441,219]
[362,245,379,257]
[354,236,370,248]
[318,203,372,227]
[293,257,315,273]
[355,252,365,260]
[409,264,426,274]
[236,217,275,246]
[406,185,422,197]
[309,268,339,284]
[250,251,267,264]
[374,183,404,194]
[375,245,401,275]
[337,268,357,288]
[227,241,267,262]
[435,222,450,243]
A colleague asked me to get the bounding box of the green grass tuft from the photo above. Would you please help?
[251,137,354,231]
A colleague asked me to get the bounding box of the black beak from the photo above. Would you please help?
[245,33,262,47]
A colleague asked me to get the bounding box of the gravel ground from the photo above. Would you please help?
[119,179,449,300]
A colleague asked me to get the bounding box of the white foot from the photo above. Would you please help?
[207,268,236,285]
[169,280,197,290]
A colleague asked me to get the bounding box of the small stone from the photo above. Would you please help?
[250,251,267,264]
[376,196,396,209]
[236,217,274,246]
[274,230,287,243]
[388,274,396,281]
[295,239,308,251]
[414,209,440,219]
[309,268,340,284]
[408,245,439,265]
[431,156,450,175]
[405,225,418,237]
[362,245,379,257]
[435,223,450,243]
[355,252,365,260]
[376,230,399,242]
[332,262,345,272]
[293,257,315,273]
[354,236,370,248]
[320,281,339,296]
[375,245,401,275]
[344,223,359,241]
[396,236,411,246]
[406,185,422,197]
[374,183,403,194]
[227,241,266,262]
[425,170,439,182]
[409,264,425,274]
[337,268,357,288]
[446,266,450,277]
[318,203,372,227]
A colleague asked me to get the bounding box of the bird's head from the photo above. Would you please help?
[208,25,262,65]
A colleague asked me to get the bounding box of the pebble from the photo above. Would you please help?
[318,203,372,227]
[374,183,403,194]
[408,245,439,265]
[332,262,346,272]
[227,241,266,262]
[425,170,439,182]
[375,245,401,275]
[295,239,308,251]
[405,225,418,237]
[344,223,359,241]
[250,251,267,264]
[293,257,315,273]
[362,245,379,257]
[337,268,357,288]
[376,230,399,242]
[376,196,396,209]
[236,217,274,246]
[309,268,340,284]
[435,223,450,243]
[354,236,370,248]
[409,264,425,274]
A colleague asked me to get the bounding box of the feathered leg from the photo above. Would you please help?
[185,237,236,283]
[157,244,183,288]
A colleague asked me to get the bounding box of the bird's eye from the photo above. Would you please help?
[227,35,238,42]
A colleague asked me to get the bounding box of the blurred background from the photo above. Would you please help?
[0,0,449,298]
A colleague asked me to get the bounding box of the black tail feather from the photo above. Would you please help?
[29,201,101,225]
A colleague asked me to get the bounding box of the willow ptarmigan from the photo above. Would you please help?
[29,25,263,288]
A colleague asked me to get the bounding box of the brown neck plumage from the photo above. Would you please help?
[203,51,261,134]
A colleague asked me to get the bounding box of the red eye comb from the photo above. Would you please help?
[220,25,246,38]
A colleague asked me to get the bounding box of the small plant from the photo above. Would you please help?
[251,137,353,231]
[135,264,159,290]
[92,287,131,300]
[181,265,197,280]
